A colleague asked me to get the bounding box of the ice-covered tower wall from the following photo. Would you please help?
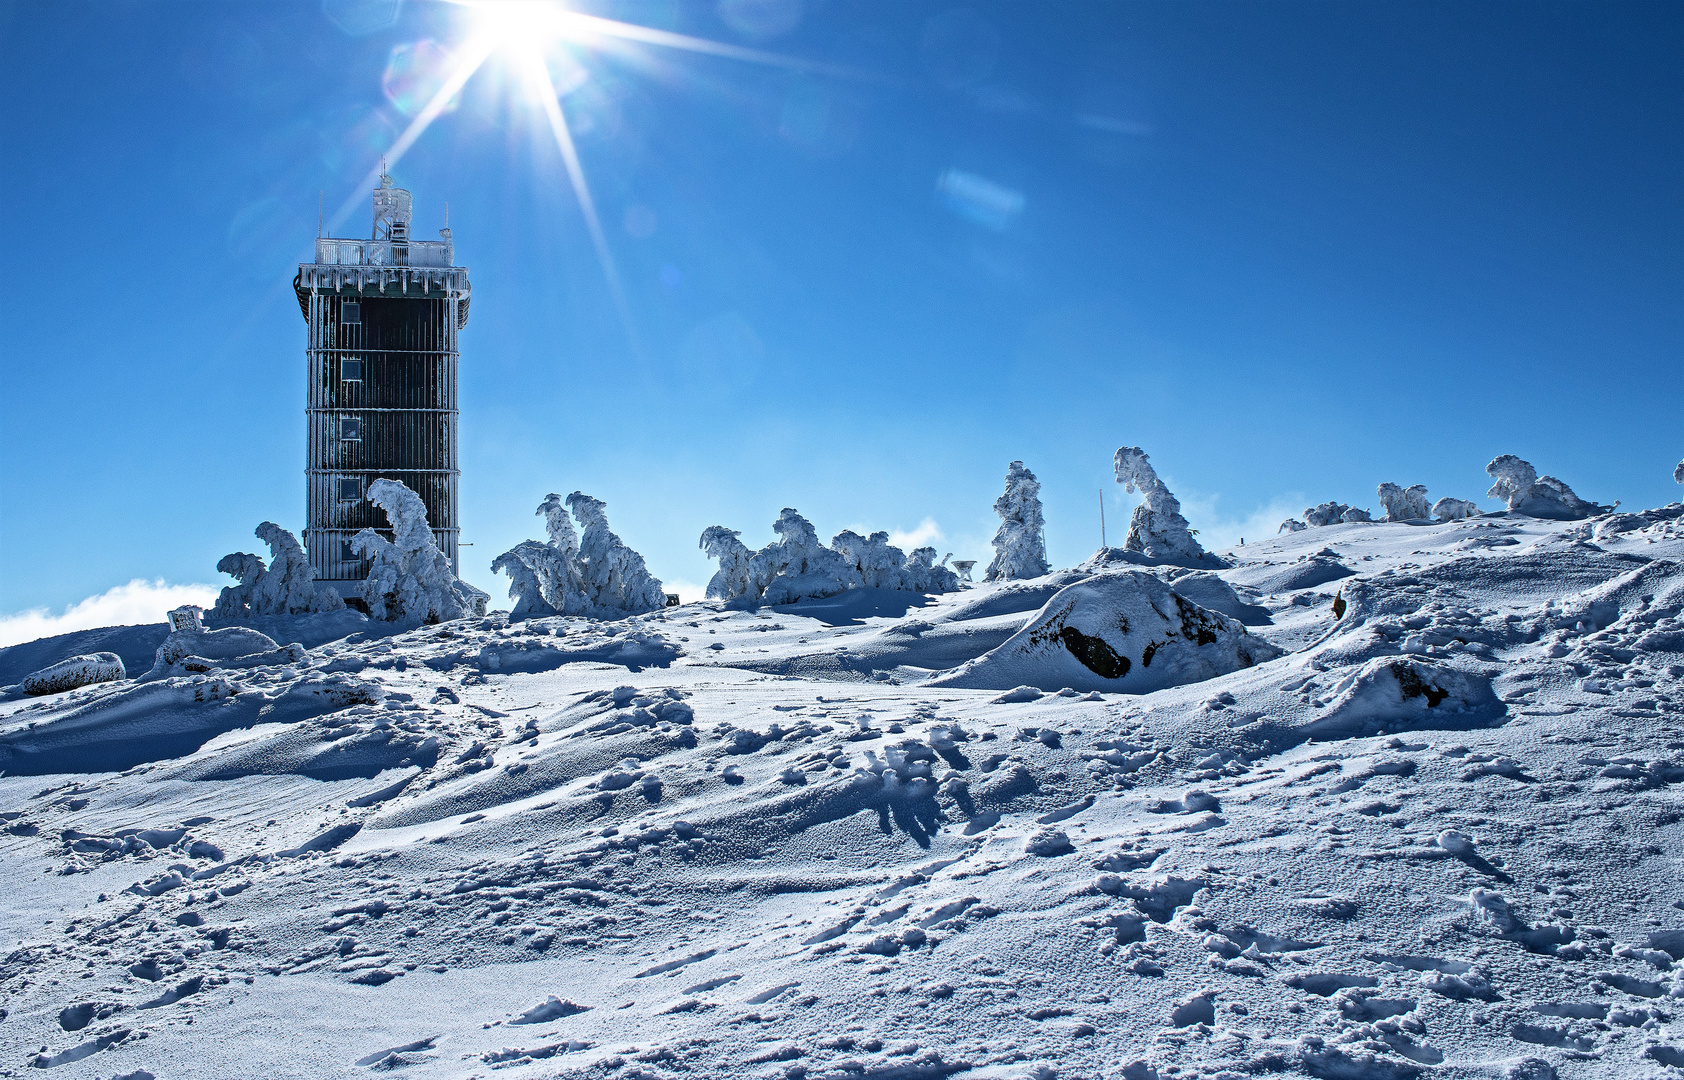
[298,171,469,594]
[985,461,1049,581]
[1113,446,1208,563]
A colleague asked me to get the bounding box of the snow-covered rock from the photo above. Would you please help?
[1300,656,1501,739]
[21,652,125,695]
[355,479,488,623]
[1113,446,1215,566]
[214,523,344,618]
[1433,497,1480,522]
[985,460,1049,581]
[1486,454,1610,520]
[1376,483,1431,522]
[931,569,1281,693]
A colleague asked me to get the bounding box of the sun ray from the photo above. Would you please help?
[522,48,643,357]
[327,34,497,233]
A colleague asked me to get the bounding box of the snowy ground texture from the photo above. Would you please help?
[2,507,1683,1080]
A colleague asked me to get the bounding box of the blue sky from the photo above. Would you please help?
[2,0,1680,628]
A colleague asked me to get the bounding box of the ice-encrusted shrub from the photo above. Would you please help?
[1433,497,1480,522]
[213,522,344,618]
[569,493,669,615]
[494,493,664,617]
[1305,502,1352,527]
[1279,519,1309,534]
[1486,454,1610,520]
[354,478,487,623]
[1377,483,1432,522]
[985,460,1049,581]
[699,510,958,604]
[700,526,756,601]
[1113,446,1209,564]
[1341,507,1372,523]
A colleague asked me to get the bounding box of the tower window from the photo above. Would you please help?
[342,303,361,325]
[336,477,361,502]
[341,359,363,381]
[340,538,360,561]
[340,416,361,441]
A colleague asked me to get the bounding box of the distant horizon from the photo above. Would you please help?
[3,0,1680,637]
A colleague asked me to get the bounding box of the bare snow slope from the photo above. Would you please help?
[1,508,1683,1079]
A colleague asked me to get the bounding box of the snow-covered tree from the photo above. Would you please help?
[1341,507,1373,523]
[1112,446,1208,563]
[1304,502,1351,527]
[700,526,756,601]
[355,478,486,623]
[213,523,343,618]
[1278,519,1308,534]
[904,546,960,592]
[986,460,1049,581]
[1485,454,1610,520]
[833,530,907,589]
[1376,483,1432,522]
[1432,497,1479,522]
[753,508,860,605]
[491,541,563,618]
[1674,459,1683,486]
[567,492,667,615]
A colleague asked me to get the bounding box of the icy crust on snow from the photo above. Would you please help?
[930,570,1283,694]
[1486,455,1611,520]
[354,479,488,623]
[985,460,1049,581]
[698,509,959,606]
[493,493,661,618]
[214,523,344,618]
[3,509,1684,1078]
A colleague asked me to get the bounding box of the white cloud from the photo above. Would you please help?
[886,518,945,551]
[1172,492,1308,553]
[0,579,219,648]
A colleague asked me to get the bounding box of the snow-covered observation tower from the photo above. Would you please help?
[294,172,470,595]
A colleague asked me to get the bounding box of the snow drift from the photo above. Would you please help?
[931,569,1282,693]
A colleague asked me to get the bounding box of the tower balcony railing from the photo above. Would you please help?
[314,237,454,268]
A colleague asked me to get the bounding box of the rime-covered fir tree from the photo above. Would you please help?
[985,461,1049,581]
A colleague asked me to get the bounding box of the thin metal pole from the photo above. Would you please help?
[1099,488,1106,549]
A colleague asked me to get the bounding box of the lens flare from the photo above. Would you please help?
[383,40,463,118]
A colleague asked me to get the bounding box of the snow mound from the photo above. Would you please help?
[985,460,1049,581]
[1113,446,1219,567]
[214,523,344,618]
[21,652,125,696]
[1486,454,1610,519]
[355,479,488,623]
[1300,657,1502,739]
[1377,483,1431,522]
[930,569,1282,693]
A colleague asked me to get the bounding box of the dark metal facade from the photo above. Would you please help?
[296,176,469,589]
